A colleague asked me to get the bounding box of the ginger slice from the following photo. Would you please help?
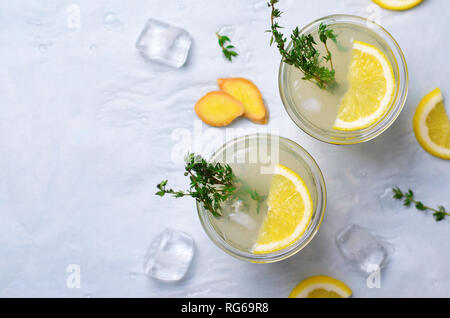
[194,91,244,127]
[217,78,268,124]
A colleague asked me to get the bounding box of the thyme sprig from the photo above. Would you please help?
[156,154,265,217]
[234,177,267,214]
[267,0,337,89]
[392,187,449,221]
[216,32,238,61]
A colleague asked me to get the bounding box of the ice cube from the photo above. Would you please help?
[136,19,191,68]
[144,228,194,281]
[222,200,257,230]
[303,98,321,113]
[229,212,257,230]
[336,224,393,273]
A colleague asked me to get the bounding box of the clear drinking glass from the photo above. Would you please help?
[278,15,408,144]
[196,134,327,263]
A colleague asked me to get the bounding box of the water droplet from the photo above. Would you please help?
[361,171,367,177]
[254,0,267,11]
[217,25,235,37]
[244,51,252,64]
[103,12,123,30]
[177,0,186,9]
[84,293,92,298]
[140,116,149,125]
[34,36,41,41]
[379,187,403,213]
[38,44,47,53]
[89,44,97,51]
[129,272,137,279]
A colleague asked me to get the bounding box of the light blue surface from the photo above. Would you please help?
[1,0,449,297]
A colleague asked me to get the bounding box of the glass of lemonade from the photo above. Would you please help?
[279,15,408,144]
[197,134,326,263]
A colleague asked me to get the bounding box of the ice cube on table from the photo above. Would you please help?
[136,19,191,68]
[336,224,393,273]
[144,228,194,281]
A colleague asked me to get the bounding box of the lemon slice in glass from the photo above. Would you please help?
[252,164,313,254]
[413,88,450,159]
[372,0,423,11]
[333,40,396,131]
[289,276,352,298]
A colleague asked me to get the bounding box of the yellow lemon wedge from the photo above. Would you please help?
[289,276,352,298]
[413,88,450,159]
[334,40,396,131]
[372,0,423,11]
[252,164,313,254]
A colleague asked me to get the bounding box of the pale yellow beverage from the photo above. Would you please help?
[287,23,398,132]
[196,134,326,262]
[279,15,408,144]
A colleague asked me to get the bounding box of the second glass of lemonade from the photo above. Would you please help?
[279,15,408,144]
[197,134,326,263]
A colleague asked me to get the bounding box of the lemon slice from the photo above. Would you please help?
[373,0,423,11]
[252,164,313,254]
[289,276,352,298]
[333,40,396,131]
[413,88,450,159]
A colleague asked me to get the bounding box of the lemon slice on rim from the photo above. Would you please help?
[413,88,450,159]
[333,40,396,131]
[289,276,352,298]
[372,0,423,11]
[252,164,313,254]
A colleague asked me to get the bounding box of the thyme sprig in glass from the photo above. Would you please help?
[156,153,265,217]
[392,187,449,221]
[268,0,337,89]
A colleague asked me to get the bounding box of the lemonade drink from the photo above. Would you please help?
[196,134,326,262]
[279,15,408,144]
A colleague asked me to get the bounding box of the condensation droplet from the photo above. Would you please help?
[103,12,123,30]
[244,51,252,63]
[38,44,47,53]
[89,44,97,51]
[254,0,267,11]
[217,25,235,37]
[141,116,149,125]
[177,0,186,9]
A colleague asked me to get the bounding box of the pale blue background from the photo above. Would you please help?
[0,0,449,297]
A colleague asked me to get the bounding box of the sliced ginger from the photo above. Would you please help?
[194,91,244,127]
[218,78,268,124]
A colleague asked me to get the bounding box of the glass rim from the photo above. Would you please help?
[278,14,409,145]
[196,134,327,263]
